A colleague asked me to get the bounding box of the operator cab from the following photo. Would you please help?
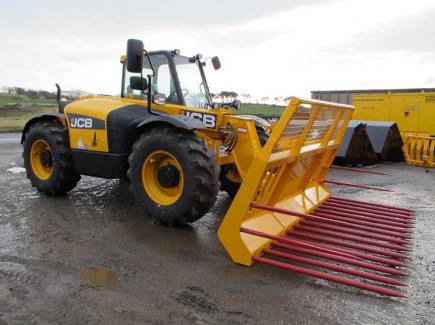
[121,50,219,109]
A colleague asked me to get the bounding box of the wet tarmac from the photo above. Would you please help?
[0,142,434,324]
[0,133,20,144]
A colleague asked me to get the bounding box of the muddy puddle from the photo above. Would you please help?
[81,266,119,287]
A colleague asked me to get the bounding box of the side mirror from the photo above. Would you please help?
[232,99,241,110]
[130,76,148,91]
[211,56,221,70]
[126,39,144,73]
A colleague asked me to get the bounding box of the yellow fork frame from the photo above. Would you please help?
[402,133,435,168]
[218,97,354,266]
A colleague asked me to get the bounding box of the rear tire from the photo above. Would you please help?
[22,121,80,195]
[127,127,220,226]
[220,127,269,198]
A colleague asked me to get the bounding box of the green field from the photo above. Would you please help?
[232,103,284,117]
[0,93,284,132]
[0,105,56,132]
[0,93,56,106]
[0,93,57,132]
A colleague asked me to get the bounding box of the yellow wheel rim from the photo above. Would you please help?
[141,150,184,205]
[225,168,241,183]
[30,139,53,180]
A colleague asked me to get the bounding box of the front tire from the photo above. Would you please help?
[22,121,80,195]
[127,127,220,226]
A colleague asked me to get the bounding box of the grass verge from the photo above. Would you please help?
[0,104,57,132]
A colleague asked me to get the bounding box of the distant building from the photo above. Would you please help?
[62,90,91,98]
[311,88,435,105]
[311,88,435,134]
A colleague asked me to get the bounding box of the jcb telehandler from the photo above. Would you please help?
[22,39,268,225]
[22,39,414,297]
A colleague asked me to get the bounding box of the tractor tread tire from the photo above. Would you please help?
[22,121,80,196]
[127,127,220,226]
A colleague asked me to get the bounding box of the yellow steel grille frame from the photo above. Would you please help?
[272,103,314,155]
[218,97,354,266]
[403,134,435,168]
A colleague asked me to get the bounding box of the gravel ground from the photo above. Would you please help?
[0,142,434,325]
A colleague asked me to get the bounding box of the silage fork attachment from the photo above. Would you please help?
[218,97,414,298]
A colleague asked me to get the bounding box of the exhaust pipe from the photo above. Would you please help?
[55,83,61,104]
[55,83,67,113]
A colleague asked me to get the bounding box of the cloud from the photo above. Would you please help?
[0,0,336,36]
[0,0,339,94]
[346,7,435,54]
[0,0,434,97]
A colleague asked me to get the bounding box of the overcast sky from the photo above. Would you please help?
[1,0,434,99]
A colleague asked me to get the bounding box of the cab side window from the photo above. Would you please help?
[157,64,170,97]
[122,54,179,104]
[123,65,152,99]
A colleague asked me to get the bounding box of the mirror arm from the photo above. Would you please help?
[197,58,213,108]
[147,75,153,114]
[141,49,158,116]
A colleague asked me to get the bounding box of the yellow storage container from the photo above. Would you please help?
[311,89,435,167]
[351,92,435,167]
[352,92,435,135]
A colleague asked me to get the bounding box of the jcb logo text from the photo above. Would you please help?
[70,118,93,128]
[181,111,216,128]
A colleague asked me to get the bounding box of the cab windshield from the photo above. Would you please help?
[123,52,211,108]
[174,56,210,109]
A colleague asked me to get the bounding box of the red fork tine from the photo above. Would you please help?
[311,211,413,235]
[325,198,413,217]
[250,202,413,241]
[253,256,406,298]
[240,227,362,260]
[325,179,394,192]
[316,206,413,225]
[331,196,413,213]
[294,224,411,252]
[312,210,414,229]
[280,236,407,267]
[252,201,411,229]
[322,201,413,219]
[250,202,410,254]
[271,241,408,276]
[330,165,391,176]
[300,220,411,245]
[263,248,406,286]
[246,201,412,298]
[288,231,410,259]
[306,213,411,238]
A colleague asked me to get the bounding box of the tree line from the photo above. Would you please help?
[2,87,58,100]
[2,86,291,105]
[1,86,88,100]
[211,91,291,105]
